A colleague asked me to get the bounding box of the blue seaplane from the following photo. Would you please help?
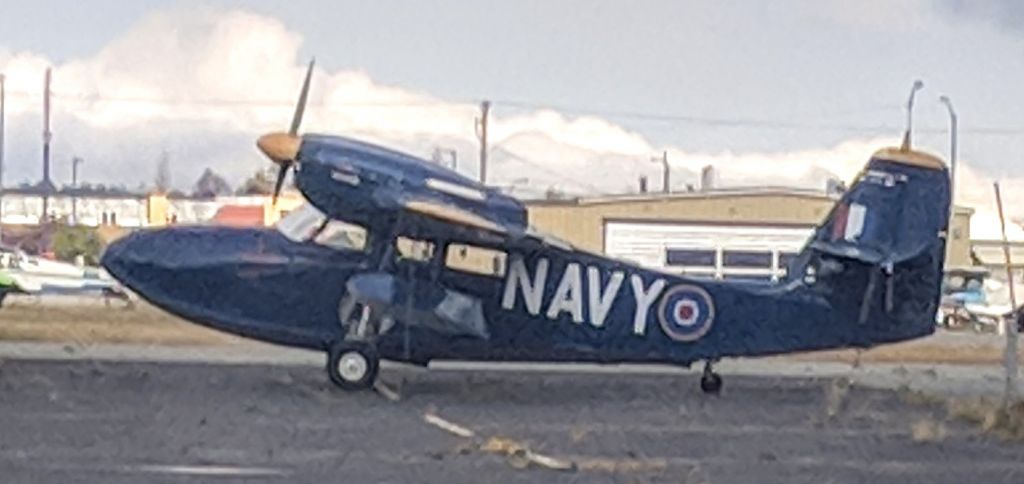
[101,62,951,393]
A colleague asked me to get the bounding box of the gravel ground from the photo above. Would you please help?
[1,353,1022,484]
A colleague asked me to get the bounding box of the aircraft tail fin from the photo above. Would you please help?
[791,147,950,338]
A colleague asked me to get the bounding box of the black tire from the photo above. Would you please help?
[700,372,723,394]
[326,341,380,391]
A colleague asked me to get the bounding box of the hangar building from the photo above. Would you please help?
[526,187,973,281]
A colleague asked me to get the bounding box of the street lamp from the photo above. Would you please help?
[904,80,924,148]
[939,95,957,203]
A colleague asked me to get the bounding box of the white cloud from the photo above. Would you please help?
[1,6,1021,240]
[951,162,1024,240]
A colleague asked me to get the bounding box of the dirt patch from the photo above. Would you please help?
[0,301,1018,365]
[0,301,238,346]
[946,397,1024,440]
[792,339,1024,365]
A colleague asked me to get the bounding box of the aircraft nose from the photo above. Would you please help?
[101,230,152,281]
[102,228,194,280]
[102,227,268,296]
[102,226,301,321]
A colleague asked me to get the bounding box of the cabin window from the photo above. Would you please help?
[396,237,434,262]
[277,203,328,242]
[445,244,507,277]
[277,203,367,251]
[314,220,367,251]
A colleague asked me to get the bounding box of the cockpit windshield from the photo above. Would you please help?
[276,203,367,251]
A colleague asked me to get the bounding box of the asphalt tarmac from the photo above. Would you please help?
[1,349,1023,484]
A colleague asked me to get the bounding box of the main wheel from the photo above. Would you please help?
[327,341,380,391]
[700,372,723,394]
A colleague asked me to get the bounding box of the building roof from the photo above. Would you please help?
[524,186,839,207]
[523,186,976,216]
[210,205,264,227]
[5,184,145,199]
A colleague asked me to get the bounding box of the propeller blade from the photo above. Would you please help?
[289,59,315,136]
[272,165,288,205]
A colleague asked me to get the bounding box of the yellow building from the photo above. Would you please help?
[526,188,972,279]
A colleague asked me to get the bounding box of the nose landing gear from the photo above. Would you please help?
[700,360,722,394]
[327,341,380,391]
[327,299,382,391]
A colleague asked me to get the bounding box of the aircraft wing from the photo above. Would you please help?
[402,199,509,235]
[391,192,576,252]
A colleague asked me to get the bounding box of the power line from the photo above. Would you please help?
[492,99,1024,136]
[4,88,1024,136]
[2,89,472,109]
[491,146,605,194]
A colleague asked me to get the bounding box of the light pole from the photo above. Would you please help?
[904,80,924,148]
[651,151,669,193]
[0,73,5,241]
[939,96,957,202]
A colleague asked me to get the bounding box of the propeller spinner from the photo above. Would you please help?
[257,59,315,204]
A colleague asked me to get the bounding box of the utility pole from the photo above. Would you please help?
[42,68,54,222]
[0,73,5,242]
[995,182,1019,408]
[651,151,670,193]
[475,100,490,184]
[72,157,84,225]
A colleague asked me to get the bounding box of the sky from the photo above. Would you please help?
[0,0,1023,238]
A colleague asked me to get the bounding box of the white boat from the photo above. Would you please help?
[0,247,128,305]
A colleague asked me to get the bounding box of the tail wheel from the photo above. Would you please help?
[700,360,723,394]
[700,372,723,394]
[327,341,379,391]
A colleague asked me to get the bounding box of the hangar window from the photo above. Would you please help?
[666,249,716,267]
[722,250,772,268]
[728,273,775,282]
[446,244,507,277]
[777,252,799,270]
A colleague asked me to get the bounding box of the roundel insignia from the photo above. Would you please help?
[657,284,715,342]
